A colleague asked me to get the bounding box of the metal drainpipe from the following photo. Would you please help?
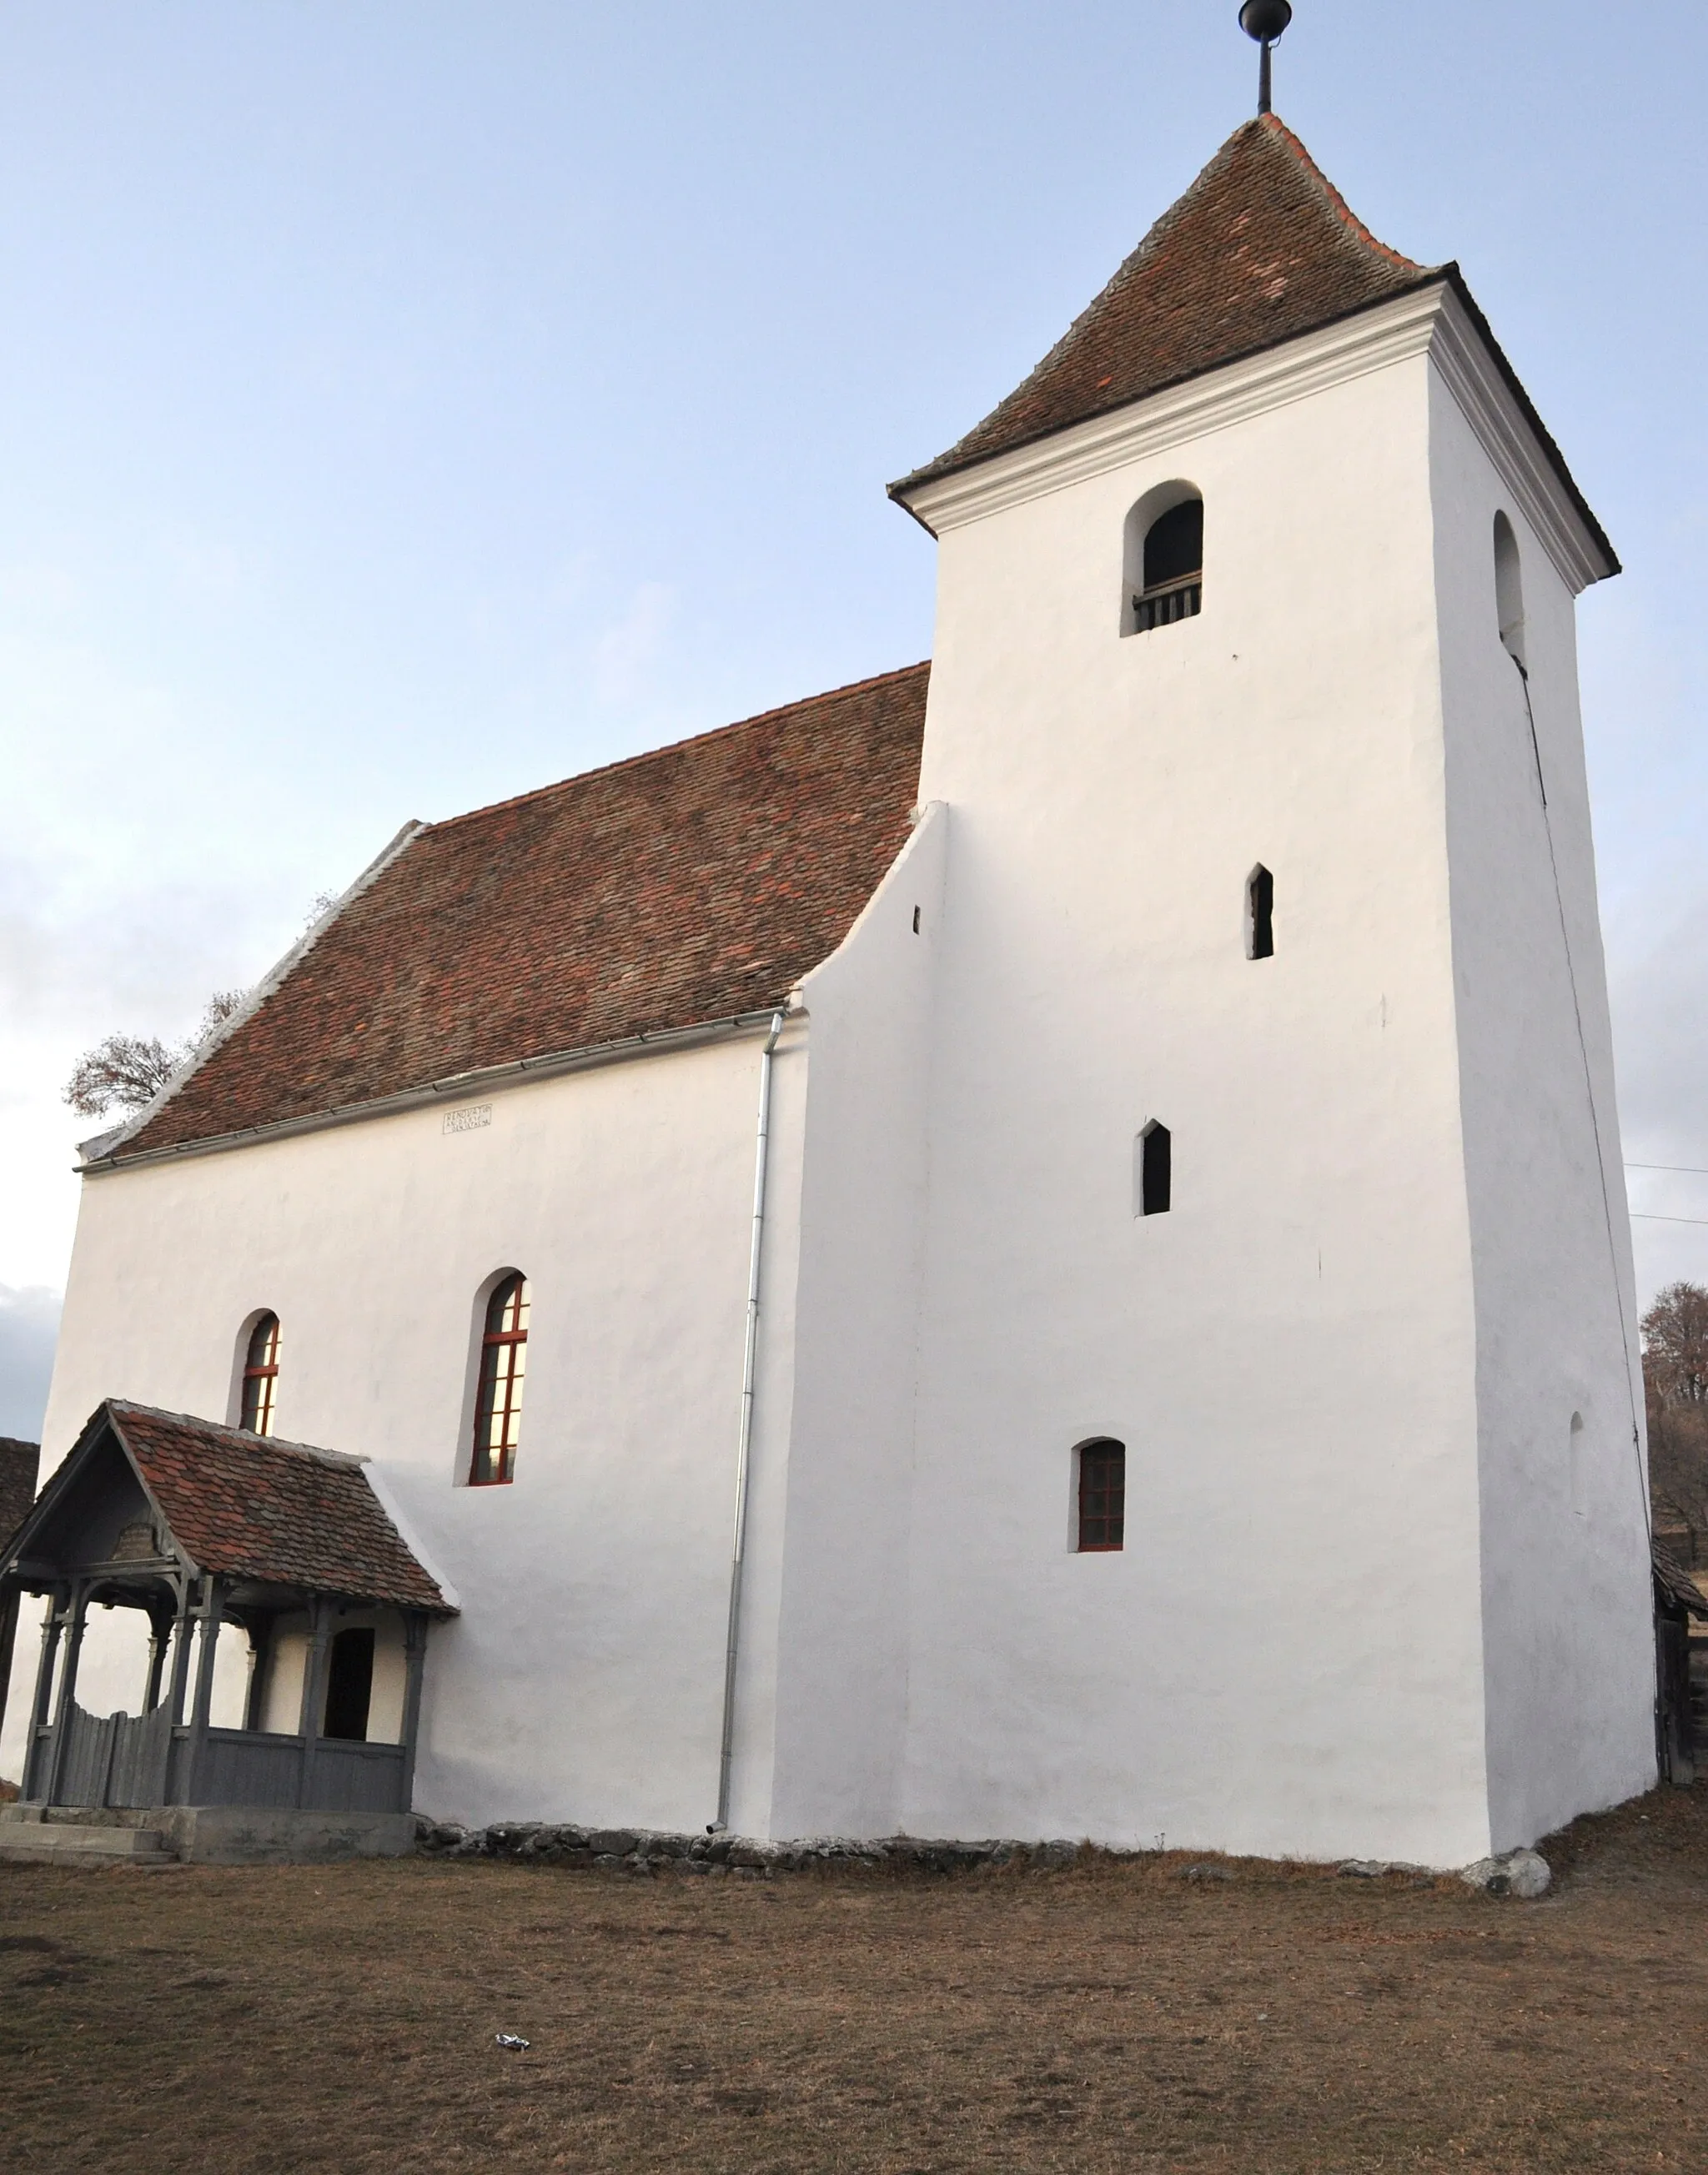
[714,1009,786,1833]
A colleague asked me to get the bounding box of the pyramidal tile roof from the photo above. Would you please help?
[106,662,929,1160]
[108,1401,452,1610]
[895,114,1438,495]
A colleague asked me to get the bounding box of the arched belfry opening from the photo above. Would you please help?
[1494,511,1527,671]
[1123,485,1203,636]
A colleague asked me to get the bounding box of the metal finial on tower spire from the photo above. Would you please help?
[1238,0,1293,115]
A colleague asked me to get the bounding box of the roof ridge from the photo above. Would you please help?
[424,660,933,839]
[113,654,931,1161]
[108,1399,367,1469]
[893,117,1435,498]
[1257,114,1427,274]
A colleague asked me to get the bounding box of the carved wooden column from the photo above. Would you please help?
[163,1581,194,1724]
[22,1591,66,1801]
[44,1581,90,1806]
[143,1599,175,1715]
[163,1578,198,1802]
[178,1579,226,1806]
[0,1586,21,1752]
[297,1596,332,1810]
[397,1611,430,1814]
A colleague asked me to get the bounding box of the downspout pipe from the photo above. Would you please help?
[714,1010,786,1832]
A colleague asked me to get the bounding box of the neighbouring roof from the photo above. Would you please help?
[890,116,1615,578]
[0,1438,40,1553]
[108,663,930,1161]
[1652,1540,1708,1622]
[894,117,1432,495]
[8,1401,453,1613]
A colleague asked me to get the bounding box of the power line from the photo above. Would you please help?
[1626,1163,1708,1178]
[1631,1213,1708,1227]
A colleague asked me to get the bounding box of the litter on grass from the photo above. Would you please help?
[495,2033,531,2052]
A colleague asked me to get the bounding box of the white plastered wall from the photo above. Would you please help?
[256,1608,408,1742]
[22,1034,805,1831]
[1429,375,1655,1846]
[766,803,947,1840]
[897,343,1495,1865]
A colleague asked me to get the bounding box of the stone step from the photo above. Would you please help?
[0,1803,161,1829]
[0,1822,174,1866]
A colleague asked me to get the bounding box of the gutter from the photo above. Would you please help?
[78,1007,796,1176]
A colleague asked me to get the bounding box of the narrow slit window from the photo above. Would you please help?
[470,1273,529,1486]
[1248,866,1274,959]
[1078,1440,1126,1552]
[239,1314,281,1436]
[1138,1123,1172,1217]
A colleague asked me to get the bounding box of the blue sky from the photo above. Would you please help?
[2,1,1705,1436]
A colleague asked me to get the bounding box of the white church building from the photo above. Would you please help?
[3,111,1657,1870]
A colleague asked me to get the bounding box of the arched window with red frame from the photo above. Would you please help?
[239,1313,281,1437]
[1077,1439,1125,1553]
[470,1274,530,1486]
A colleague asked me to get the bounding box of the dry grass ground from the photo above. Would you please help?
[3,1783,1707,2173]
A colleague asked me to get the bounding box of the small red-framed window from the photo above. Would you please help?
[1078,1439,1125,1552]
[470,1273,530,1486]
[239,1313,281,1437]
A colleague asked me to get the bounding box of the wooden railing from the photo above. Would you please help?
[28,1705,407,1815]
[1131,572,1202,633]
[195,1728,407,1814]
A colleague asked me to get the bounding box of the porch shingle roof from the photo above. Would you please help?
[102,1401,453,1613]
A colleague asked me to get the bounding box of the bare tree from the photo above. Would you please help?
[1644,1281,1708,1565]
[64,988,249,1121]
[63,1035,176,1120]
[1643,1280,1708,1405]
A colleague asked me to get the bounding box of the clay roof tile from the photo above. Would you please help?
[893,115,1434,495]
[114,663,929,1158]
[100,1402,453,1612]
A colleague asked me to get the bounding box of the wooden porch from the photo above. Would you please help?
[2,1399,455,1826]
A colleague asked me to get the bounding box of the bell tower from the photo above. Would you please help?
[878,68,1652,1864]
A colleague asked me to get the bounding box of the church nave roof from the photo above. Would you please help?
[105,661,929,1162]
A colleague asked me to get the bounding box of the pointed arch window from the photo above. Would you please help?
[470,1274,530,1487]
[239,1314,281,1437]
[1138,1123,1172,1217]
[1247,865,1274,960]
[1494,511,1526,670]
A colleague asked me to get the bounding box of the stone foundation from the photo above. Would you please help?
[414,1818,1083,1874]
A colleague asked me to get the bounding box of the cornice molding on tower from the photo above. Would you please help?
[1424,282,1614,595]
[897,283,1614,595]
